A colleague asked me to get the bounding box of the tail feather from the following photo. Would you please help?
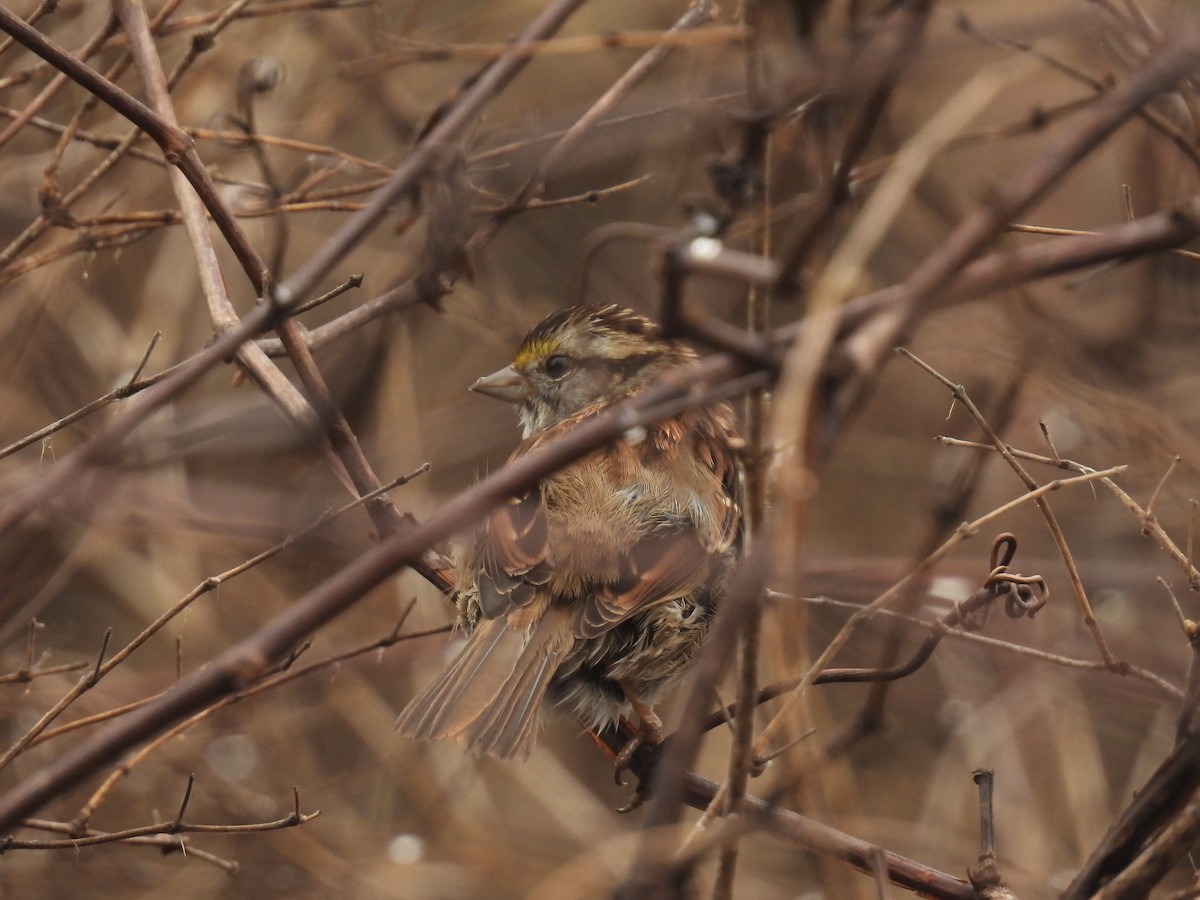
[397,608,575,760]
[396,619,521,740]
[464,631,564,758]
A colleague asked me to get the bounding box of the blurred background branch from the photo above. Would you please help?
[2,1,1200,897]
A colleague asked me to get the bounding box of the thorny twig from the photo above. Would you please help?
[0,620,86,685]
[901,348,1122,669]
[0,463,430,774]
[64,610,446,833]
[932,437,1200,590]
[1,782,318,854]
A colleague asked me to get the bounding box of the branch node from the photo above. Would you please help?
[172,774,195,832]
[88,628,113,687]
[968,769,1015,897]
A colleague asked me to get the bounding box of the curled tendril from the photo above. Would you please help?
[952,534,1049,631]
[994,572,1049,619]
[980,534,1049,620]
[989,532,1018,571]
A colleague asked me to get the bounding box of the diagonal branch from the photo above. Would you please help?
[273,0,592,306]
[0,361,752,832]
[830,36,1200,429]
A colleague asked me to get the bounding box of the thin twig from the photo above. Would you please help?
[1009,221,1200,262]
[0,659,89,686]
[0,356,764,830]
[787,593,1181,701]
[344,25,747,72]
[68,614,444,830]
[1145,455,1182,533]
[711,11,771,889]
[274,0,591,306]
[7,818,239,871]
[934,436,1200,588]
[902,348,1122,668]
[4,798,319,850]
[832,39,1200,432]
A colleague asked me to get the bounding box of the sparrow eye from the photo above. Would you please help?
[543,355,572,379]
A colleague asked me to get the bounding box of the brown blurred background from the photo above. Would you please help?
[2,0,1200,897]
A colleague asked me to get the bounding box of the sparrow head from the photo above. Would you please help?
[472,305,695,435]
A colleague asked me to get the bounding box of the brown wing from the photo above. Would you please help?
[575,529,711,639]
[478,402,741,633]
[705,412,743,553]
[473,407,600,620]
[576,406,743,639]
[476,485,552,619]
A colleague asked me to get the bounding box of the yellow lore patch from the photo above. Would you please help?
[514,338,558,369]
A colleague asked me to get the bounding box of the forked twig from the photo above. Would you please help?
[901,347,1123,669]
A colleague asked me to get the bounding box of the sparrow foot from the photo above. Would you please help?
[614,682,664,788]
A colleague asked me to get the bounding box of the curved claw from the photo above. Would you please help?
[617,784,646,813]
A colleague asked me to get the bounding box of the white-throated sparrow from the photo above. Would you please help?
[397,304,742,759]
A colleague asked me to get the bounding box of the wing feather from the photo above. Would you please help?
[576,531,710,639]
[477,486,551,619]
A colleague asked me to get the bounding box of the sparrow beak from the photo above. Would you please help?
[471,365,528,404]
